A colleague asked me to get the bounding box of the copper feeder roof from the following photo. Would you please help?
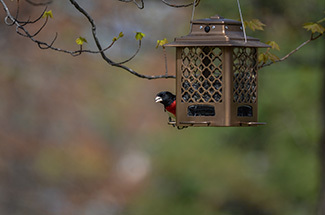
[165,14,270,48]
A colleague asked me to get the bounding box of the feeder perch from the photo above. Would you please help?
[165,14,270,127]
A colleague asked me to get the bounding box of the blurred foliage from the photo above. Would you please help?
[0,0,324,215]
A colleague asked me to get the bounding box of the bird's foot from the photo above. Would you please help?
[168,117,176,127]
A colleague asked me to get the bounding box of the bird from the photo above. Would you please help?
[155,91,176,122]
[155,91,188,129]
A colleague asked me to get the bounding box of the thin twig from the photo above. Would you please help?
[118,0,144,9]
[29,16,48,37]
[18,6,47,25]
[25,0,52,6]
[116,40,142,65]
[118,0,200,9]
[161,0,201,8]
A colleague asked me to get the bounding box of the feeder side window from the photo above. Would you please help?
[181,47,223,104]
[233,47,258,103]
[237,105,253,117]
[188,105,215,116]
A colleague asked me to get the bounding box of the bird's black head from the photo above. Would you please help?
[155,91,176,107]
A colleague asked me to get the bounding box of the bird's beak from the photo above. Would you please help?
[155,96,163,103]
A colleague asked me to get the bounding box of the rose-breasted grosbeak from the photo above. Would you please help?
[155,91,176,120]
[155,91,188,129]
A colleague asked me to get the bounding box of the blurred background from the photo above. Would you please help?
[0,0,324,214]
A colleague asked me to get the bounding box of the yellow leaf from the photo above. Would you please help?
[112,32,124,42]
[156,38,168,48]
[267,52,280,62]
[243,19,266,31]
[76,37,88,45]
[252,19,266,30]
[303,22,325,34]
[258,53,267,63]
[266,41,280,51]
[258,52,279,63]
[134,32,146,41]
[43,10,53,19]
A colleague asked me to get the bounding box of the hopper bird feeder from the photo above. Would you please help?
[165,14,270,127]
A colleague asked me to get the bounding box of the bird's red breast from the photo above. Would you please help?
[166,100,176,116]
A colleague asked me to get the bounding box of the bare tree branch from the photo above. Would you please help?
[259,33,324,69]
[1,0,114,56]
[1,0,175,79]
[68,0,175,79]
[1,0,323,79]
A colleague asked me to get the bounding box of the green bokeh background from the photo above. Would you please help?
[0,0,324,214]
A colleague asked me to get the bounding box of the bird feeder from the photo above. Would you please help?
[165,14,270,127]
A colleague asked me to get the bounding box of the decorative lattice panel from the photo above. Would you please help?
[233,47,258,103]
[180,47,223,103]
